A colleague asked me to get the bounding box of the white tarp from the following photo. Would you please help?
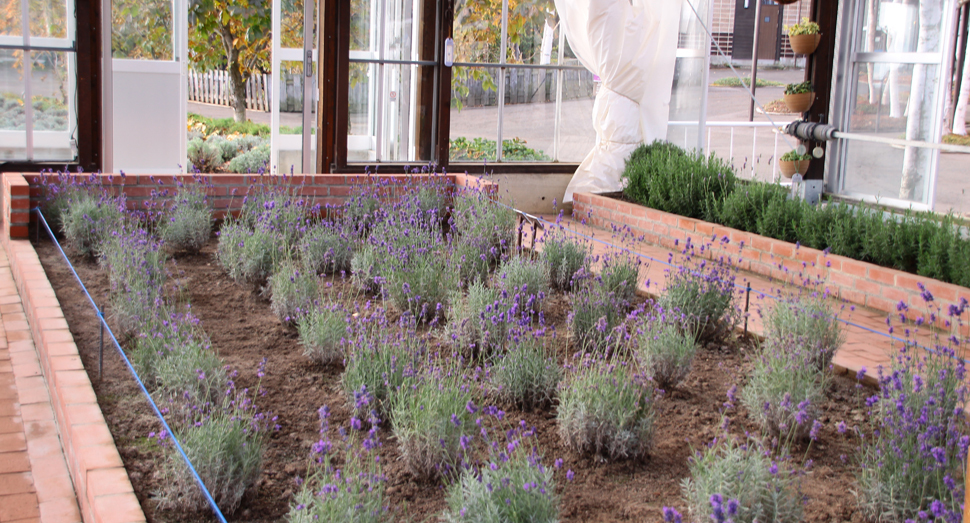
[556,0,684,203]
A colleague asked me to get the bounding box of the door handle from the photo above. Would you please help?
[305,50,312,77]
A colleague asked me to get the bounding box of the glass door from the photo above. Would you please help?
[272,0,316,174]
[107,0,187,174]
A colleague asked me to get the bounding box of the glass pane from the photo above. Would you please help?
[668,57,706,149]
[842,62,939,204]
[505,1,556,65]
[350,0,373,52]
[859,0,920,54]
[112,0,173,60]
[1,0,22,37]
[279,60,304,173]
[32,50,73,160]
[1,49,25,132]
[450,66,499,162]
[557,69,595,163]
[935,154,969,215]
[381,63,432,162]
[678,0,709,52]
[383,0,414,62]
[280,0,303,49]
[29,0,66,39]
[501,67,554,162]
[348,62,377,162]
[453,0,501,64]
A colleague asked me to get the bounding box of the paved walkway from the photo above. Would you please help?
[0,244,80,523]
[531,212,967,385]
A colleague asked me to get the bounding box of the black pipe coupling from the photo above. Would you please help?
[784,121,839,142]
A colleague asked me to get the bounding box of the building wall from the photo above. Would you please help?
[709,0,810,61]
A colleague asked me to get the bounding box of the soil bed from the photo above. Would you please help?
[35,234,874,523]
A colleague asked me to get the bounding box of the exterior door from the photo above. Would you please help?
[106,0,187,174]
[271,0,317,174]
[757,3,780,60]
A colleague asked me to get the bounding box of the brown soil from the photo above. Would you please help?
[35,235,873,523]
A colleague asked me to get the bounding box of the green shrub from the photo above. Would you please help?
[755,194,804,244]
[718,181,788,233]
[557,355,654,460]
[682,438,803,523]
[450,136,551,162]
[622,141,735,222]
[187,138,224,172]
[226,143,270,173]
[188,113,270,137]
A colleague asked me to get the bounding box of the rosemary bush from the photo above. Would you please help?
[488,334,561,411]
[557,355,654,460]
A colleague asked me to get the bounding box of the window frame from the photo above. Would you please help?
[319,0,582,174]
[0,0,101,173]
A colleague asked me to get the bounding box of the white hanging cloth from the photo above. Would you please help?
[556,0,684,203]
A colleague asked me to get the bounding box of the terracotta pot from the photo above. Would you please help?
[789,33,821,55]
[779,159,810,178]
[784,92,815,113]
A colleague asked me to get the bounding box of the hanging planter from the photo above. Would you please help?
[779,150,811,178]
[783,81,815,113]
[786,18,822,55]
[776,0,800,4]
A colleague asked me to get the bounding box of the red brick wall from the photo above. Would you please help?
[5,172,495,238]
[574,192,970,323]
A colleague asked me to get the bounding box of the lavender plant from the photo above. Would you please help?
[446,281,515,356]
[599,253,641,304]
[444,421,559,523]
[156,378,275,513]
[268,260,318,323]
[289,406,390,523]
[682,437,803,523]
[216,221,283,286]
[451,190,516,262]
[61,191,125,258]
[341,313,423,418]
[488,333,561,411]
[100,224,168,335]
[451,238,494,287]
[658,238,738,342]
[350,245,382,295]
[740,336,828,444]
[855,296,969,522]
[568,273,629,352]
[557,354,654,460]
[632,308,698,390]
[299,221,354,275]
[763,291,845,371]
[159,179,212,254]
[297,302,350,365]
[389,361,474,480]
[495,255,550,315]
[541,229,590,292]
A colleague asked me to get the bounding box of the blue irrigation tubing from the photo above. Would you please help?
[501,202,969,365]
[34,208,229,523]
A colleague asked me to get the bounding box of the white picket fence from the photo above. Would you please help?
[187,70,271,112]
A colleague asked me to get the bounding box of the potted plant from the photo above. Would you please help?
[783,81,815,113]
[779,150,812,178]
[786,17,821,55]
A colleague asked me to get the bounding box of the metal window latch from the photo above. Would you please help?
[305,50,312,77]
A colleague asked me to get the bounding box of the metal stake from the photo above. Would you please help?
[98,310,104,381]
[743,283,752,335]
